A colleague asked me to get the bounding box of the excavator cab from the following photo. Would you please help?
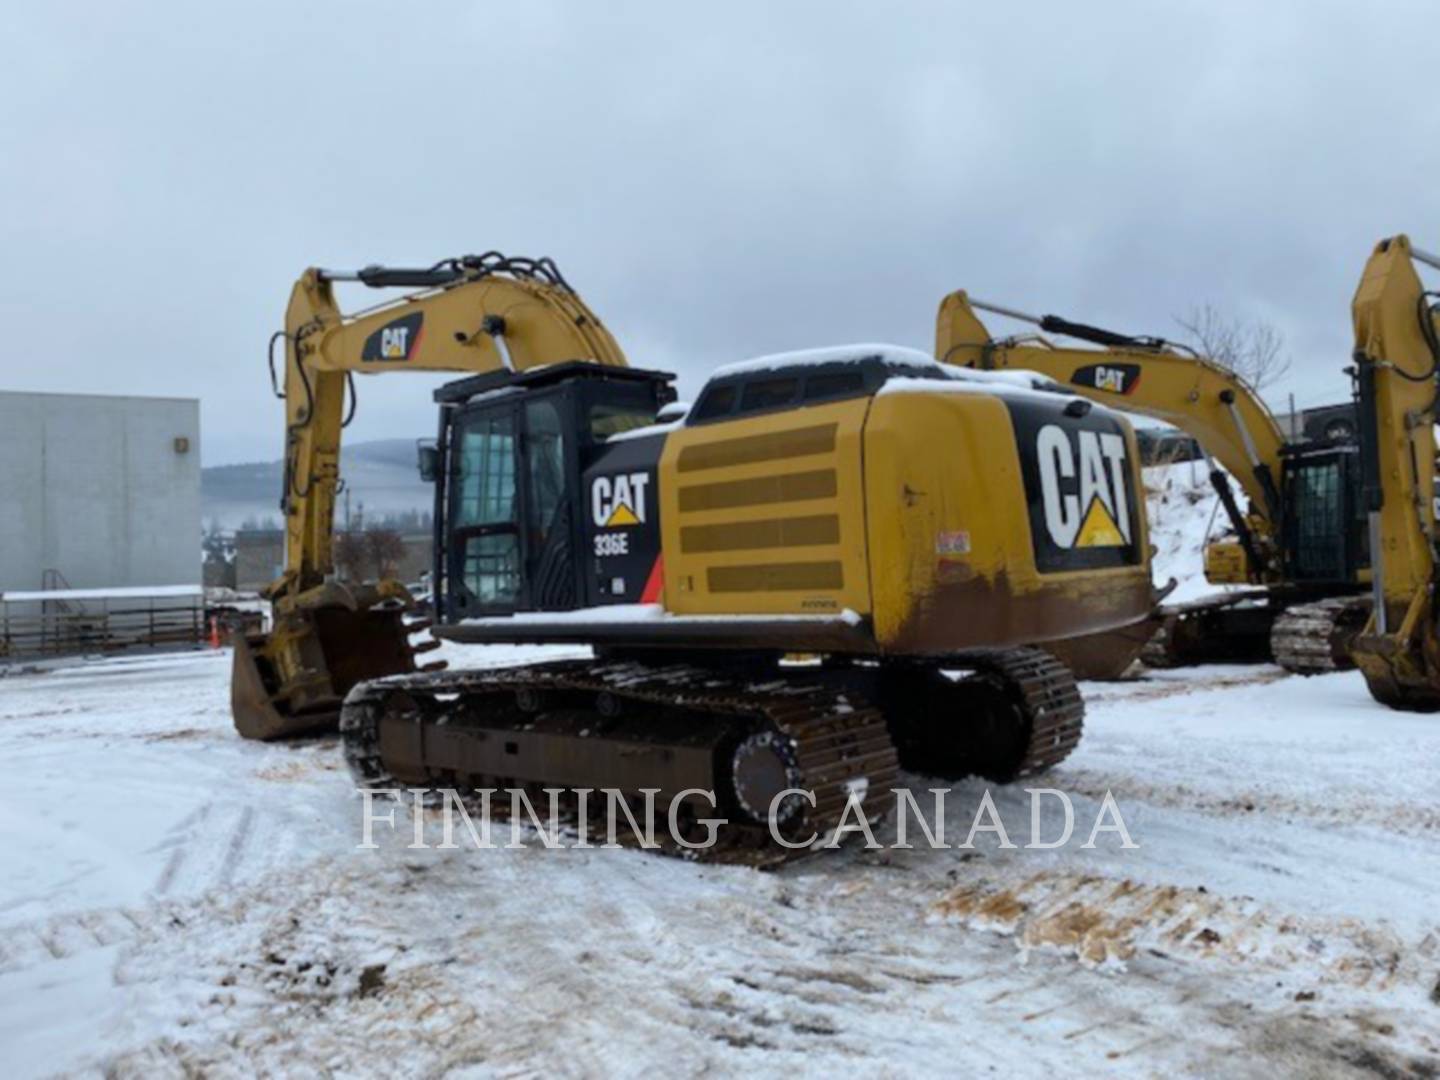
[1279,444,1367,585]
[429,362,676,624]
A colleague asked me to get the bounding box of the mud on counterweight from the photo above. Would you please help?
[340,650,1083,865]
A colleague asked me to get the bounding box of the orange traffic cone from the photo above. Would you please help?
[208,616,223,649]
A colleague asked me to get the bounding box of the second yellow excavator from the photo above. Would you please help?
[937,234,1440,699]
[936,284,1373,674]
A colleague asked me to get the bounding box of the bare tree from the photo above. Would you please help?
[1175,304,1291,392]
[334,531,368,583]
[364,528,407,580]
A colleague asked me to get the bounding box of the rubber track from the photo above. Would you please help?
[968,648,1086,780]
[342,660,901,866]
[341,649,1083,865]
[1270,596,1369,675]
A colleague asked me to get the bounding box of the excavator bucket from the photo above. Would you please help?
[231,597,423,741]
[1350,594,1440,713]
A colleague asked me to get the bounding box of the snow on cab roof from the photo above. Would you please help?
[876,373,1088,409]
[706,343,1078,403]
[709,343,940,379]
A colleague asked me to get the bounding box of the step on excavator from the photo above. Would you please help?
[232,253,1159,861]
[932,276,1350,673]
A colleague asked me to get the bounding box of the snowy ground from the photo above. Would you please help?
[2,643,1438,1078]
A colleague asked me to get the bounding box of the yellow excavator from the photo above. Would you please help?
[233,252,1159,860]
[937,283,1372,674]
[937,234,1440,703]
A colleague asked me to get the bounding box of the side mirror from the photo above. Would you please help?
[417,442,440,483]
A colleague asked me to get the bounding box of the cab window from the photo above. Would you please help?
[453,410,521,606]
[692,383,739,421]
[803,369,864,402]
[739,376,799,413]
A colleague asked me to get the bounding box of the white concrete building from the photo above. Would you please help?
[0,392,201,592]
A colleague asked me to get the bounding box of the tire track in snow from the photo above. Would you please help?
[217,806,255,887]
[151,802,213,897]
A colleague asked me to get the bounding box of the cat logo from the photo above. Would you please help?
[1036,424,1131,549]
[381,326,410,358]
[360,312,423,363]
[1070,362,1141,396]
[591,472,650,528]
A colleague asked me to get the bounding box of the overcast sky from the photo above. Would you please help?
[4,1,1438,464]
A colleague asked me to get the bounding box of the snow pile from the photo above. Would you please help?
[1143,460,1240,604]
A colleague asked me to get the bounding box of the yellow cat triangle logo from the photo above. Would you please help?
[604,503,640,527]
[1075,496,1125,547]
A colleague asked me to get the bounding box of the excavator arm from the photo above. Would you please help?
[936,290,1289,580]
[1346,235,1440,709]
[234,254,627,739]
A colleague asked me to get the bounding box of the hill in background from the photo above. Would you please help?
[204,439,430,531]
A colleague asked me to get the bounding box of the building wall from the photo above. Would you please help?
[0,392,201,592]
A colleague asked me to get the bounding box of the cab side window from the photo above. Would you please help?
[738,376,799,413]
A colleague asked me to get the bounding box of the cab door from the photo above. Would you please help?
[521,395,580,609]
[447,403,524,616]
[445,392,581,618]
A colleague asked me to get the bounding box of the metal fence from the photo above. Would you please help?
[0,588,206,660]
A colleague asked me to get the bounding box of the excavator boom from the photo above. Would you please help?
[936,290,1288,577]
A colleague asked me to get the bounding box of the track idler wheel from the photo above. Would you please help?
[731,731,805,824]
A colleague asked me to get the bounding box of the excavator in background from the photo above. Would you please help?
[936,284,1374,674]
[232,252,1160,861]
